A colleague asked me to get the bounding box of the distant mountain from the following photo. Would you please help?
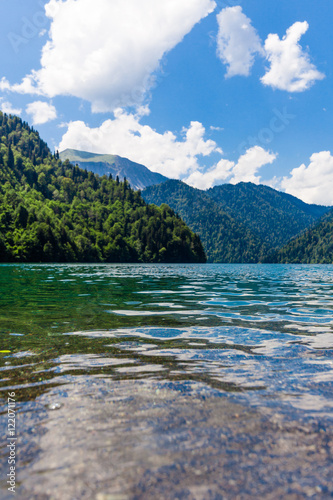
[206,182,330,250]
[60,149,168,190]
[142,180,267,263]
[268,209,333,263]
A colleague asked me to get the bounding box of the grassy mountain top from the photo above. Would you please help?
[60,148,168,191]
[60,149,119,164]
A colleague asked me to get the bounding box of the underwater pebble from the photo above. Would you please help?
[47,403,62,410]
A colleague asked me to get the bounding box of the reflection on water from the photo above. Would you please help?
[0,264,333,499]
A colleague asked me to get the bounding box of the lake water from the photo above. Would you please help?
[0,264,332,499]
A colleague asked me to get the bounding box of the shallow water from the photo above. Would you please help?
[0,264,332,499]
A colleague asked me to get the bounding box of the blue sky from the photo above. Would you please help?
[0,0,332,204]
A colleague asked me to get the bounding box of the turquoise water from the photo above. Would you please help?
[0,264,332,499]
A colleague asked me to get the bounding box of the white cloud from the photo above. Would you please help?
[60,113,277,187]
[0,76,38,95]
[215,10,324,92]
[185,146,277,189]
[184,159,234,190]
[210,125,224,132]
[59,109,220,179]
[216,6,264,77]
[0,99,22,115]
[26,101,57,125]
[231,146,277,183]
[0,78,11,92]
[3,0,216,112]
[281,151,333,205]
[261,21,325,92]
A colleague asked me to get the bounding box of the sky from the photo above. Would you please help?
[0,0,332,205]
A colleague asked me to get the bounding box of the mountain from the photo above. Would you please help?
[206,182,330,250]
[268,210,333,263]
[60,149,168,190]
[142,180,267,263]
[0,112,206,263]
[142,180,331,263]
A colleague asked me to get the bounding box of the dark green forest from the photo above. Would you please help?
[268,210,333,263]
[143,180,268,263]
[0,112,206,263]
[143,180,332,263]
[207,182,329,250]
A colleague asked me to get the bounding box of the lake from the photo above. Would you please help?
[0,264,332,499]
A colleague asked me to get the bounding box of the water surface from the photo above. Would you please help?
[0,264,332,499]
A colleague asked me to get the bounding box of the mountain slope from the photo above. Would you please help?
[268,210,333,263]
[206,182,330,250]
[0,112,206,263]
[142,180,267,263]
[60,149,168,190]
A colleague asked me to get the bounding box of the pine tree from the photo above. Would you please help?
[7,144,14,170]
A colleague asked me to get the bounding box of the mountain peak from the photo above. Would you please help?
[59,149,168,190]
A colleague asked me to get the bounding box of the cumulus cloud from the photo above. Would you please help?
[2,0,216,112]
[184,159,234,190]
[0,99,22,115]
[281,151,333,205]
[59,113,277,188]
[26,101,57,125]
[59,109,220,179]
[0,76,37,95]
[216,6,264,77]
[261,21,325,92]
[185,146,277,189]
[231,146,277,183]
[215,9,324,92]
[0,79,11,92]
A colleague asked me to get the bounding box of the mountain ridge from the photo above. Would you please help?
[142,179,331,263]
[207,182,330,250]
[142,179,268,263]
[60,148,168,190]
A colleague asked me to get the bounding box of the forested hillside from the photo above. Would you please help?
[142,180,267,263]
[0,112,206,263]
[143,178,332,263]
[268,210,333,263]
[206,182,330,250]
